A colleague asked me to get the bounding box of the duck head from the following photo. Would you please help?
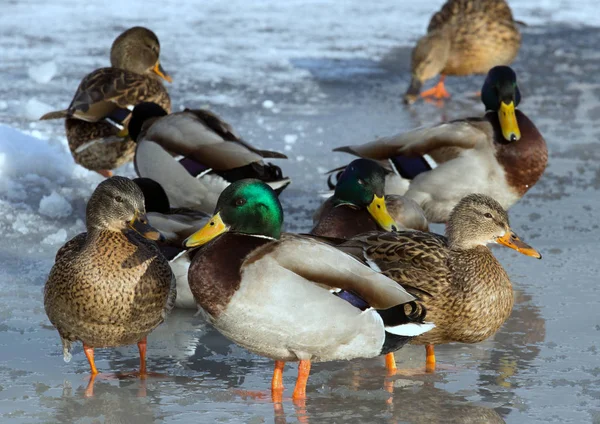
[481,66,522,142]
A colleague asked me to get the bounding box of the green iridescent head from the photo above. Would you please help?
[481,66,522,142]
[334,159,398,231]
[185,179,283,246]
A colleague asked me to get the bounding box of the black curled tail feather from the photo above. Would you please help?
[378,301,428,355]
[326,169,344,190]
[217,162,287,184]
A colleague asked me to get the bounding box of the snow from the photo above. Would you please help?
[284,134,298,144]
[262,100,275,109]
[39,191,72,219]
[23,98,54,120]
[42,228,68,245]
[27,61,57,84]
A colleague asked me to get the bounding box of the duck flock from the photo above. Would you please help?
[41,0,548,402]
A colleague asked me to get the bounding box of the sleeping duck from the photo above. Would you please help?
[333,66,547,223]
[183,179,434,399]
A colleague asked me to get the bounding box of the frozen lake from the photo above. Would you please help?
[0,0,599,422]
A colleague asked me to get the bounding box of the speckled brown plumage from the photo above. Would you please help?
[40,27,171,173]
[44,177,176,364]
[406,0,521,100]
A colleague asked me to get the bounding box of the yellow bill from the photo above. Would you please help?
[129,212,163,241]
[153,62,173,83]
[185,212,229,247]
[496,230,541,259]
[498,101,521,142]
[366,195,398,232]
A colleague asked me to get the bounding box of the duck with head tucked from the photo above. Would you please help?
[40,27,172,178]
[336,194,541,373]
[184,179,434,400]
[404,0,522,103]
[313,158,429,238]
[334,66,547,223]
[44,177,176,385]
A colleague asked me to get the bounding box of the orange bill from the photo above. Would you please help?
[184,212,229,247]
[153,62,172,83]
[129,212,163,241]
[496,230,541,259]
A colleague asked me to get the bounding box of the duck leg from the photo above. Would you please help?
[420,75,450,100]
[83,344,99,375]
[292,360,311,401]
[384,352,397,374]
[138,337,148,377]
[425,344,436,372]
[271,361,285,402]
[97,169,113,178]
[84,373,98,397]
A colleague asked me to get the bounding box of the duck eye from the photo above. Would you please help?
[235,198,246,207]
[484,212,493,219]
[115,196,124,203]
[357,179,365,186]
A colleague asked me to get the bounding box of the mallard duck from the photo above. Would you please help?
[44,176,176,377]
[335,66,547,223]
[183,179,434,399]
[129,102,290,192]
[312,159,428,238]
[404,0,521,103]
[132,177,205,310]
[40,27,172,177]
[336,194,541,372]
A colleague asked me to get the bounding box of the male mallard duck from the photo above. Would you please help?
[44,177,176,379]
[335,66,547,223]
[312,159,428,238]
[404,0,521,103]
[132,177,205,310]
[183,179,434,399]
[337,194,541,372]
[129,102,290,192]
[40,27,172,177]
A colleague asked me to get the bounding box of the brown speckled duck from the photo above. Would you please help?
[404,0,521,103]
[40,27,172,177]
[44,177,176,378]
[337,194,541,373]
[335,66,548,223]
[312,159,428,238]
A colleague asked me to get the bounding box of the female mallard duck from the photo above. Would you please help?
[44,177,176,379]
[183,179,434,399]
[132,177,206,310]
[129,102,290,196]
[337,194,541,373]
[334,66,547,223]
[40,27,172,177]
[312,158,428,238]
[404,0,521,103]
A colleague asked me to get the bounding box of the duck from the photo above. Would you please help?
[335,193,541,373]
[40,27,172,178]
[183,179,434,400]
[132,177,205,310]
[334,66,548,223]
[44,176,176,378]
[404,0,522,103]
[312,158,428,238]
[129,102,291,192]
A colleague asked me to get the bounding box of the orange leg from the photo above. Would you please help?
[97,169,113,178]
[271,361,285,403]
[425,344,436,372]
[83,344,98,375]
[138,337,148,378]
[385,352,397,375]
[292,360,311,400]
[420,75,450,100]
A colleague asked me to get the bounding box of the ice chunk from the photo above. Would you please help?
[27,61,57,84]
[23,99,54,121]
[262,100,275,109]
[39,191,72,219]
[284,134,298,144]
[42,229,68,245]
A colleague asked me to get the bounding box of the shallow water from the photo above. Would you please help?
[1,1,600,423]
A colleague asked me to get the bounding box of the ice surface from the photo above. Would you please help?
[0,1,599,423]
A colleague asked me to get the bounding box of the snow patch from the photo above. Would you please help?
[39,191,72,219]
[23,99,54,121]
[284,134,298,144]
[42,229,68,245]
[27,61,57,84]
